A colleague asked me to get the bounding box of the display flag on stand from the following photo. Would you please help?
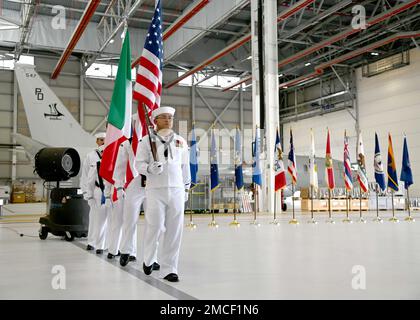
[274,128,287,191]
[133,0,163,136]
[400,135,413,190]
[374,132,386,192]
[287,129,297,185]
[309,129,318,189]
[357,132,369,193]
[325,129,335,190]
[99,30,132,183]
[252,126,262,186]
[190,124,199,188]
[210,128,220,191]
[387,133,399,191]
[234,127,244,190]
[343,131,353,191]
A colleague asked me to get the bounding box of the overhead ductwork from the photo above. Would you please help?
[277,0,420,69]
[164,0,316,89]
[225,0,419,91]
[279,31,420,89]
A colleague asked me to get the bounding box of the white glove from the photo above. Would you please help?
[184,191,189,203]
[147,161,163,175]
[87,198,95,208]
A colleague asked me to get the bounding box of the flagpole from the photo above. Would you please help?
[230,177,240,227]
[209,127,218,228]
[289,183,299,224]
[389,190,399,223]
[271,190,280,225]
[373,183,382,223]
[186,188,197,229]
[358,188,366,223]
[209,188,218,228]
[326,188,335,224]
[405,188,415,222]
[343,189,352,223]
[251,183,261,226]
[308,185,317,224]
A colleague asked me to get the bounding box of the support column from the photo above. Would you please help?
[251,0,262,212]
[353,68,360,135]
[263,0,279,214]
[239,86,244,130]
[80,59,84,127]
[251,0,260,128]
[12,72,18,182]
[192,74,196,123]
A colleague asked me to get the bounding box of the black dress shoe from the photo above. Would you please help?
[86,245,94,251]
[143,263,153,275]
[116,251,121,257]
[163,273,179,282]
[120,254,130,267]
[107,253,115,259]
[96,249,104,254]
[153,262,160,270]
[129,256,136,262]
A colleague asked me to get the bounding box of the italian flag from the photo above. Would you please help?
[99,30,132,184]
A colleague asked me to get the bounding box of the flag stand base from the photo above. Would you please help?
[208,220,219,228]
[307,218,318,224]
[229,220,240,227]
[250,220,261,227]
[185,222,197,229]
[358,218,367,224]
[372,217,383,223]
[325,218,335,224]
[270,219,280,226]
[389,217,399,223]
[288,219,299,225]
[342,218,353,223]
[404,216,415,222]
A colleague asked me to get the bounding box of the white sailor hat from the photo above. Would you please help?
[95,132,106,139]
[151,106,175,120]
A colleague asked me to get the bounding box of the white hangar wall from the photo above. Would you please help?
[283,48,420,196]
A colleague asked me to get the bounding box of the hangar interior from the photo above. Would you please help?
[0,0,420,300]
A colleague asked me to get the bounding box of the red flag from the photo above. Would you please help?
[274,128,287,191]
[325,129,335,189]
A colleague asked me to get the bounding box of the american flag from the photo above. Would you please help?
[343,131,353,191]
[287,129,297,185]
[133,0,163,137]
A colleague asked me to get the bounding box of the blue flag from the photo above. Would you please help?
[234,127,244,190]
[252,127,262,186]
[400,135,413,189]
[374,133,386,191]
[210,129,219,191]
[190,125,198,188]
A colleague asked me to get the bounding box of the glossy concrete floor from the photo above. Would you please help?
[1,206,420,300]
